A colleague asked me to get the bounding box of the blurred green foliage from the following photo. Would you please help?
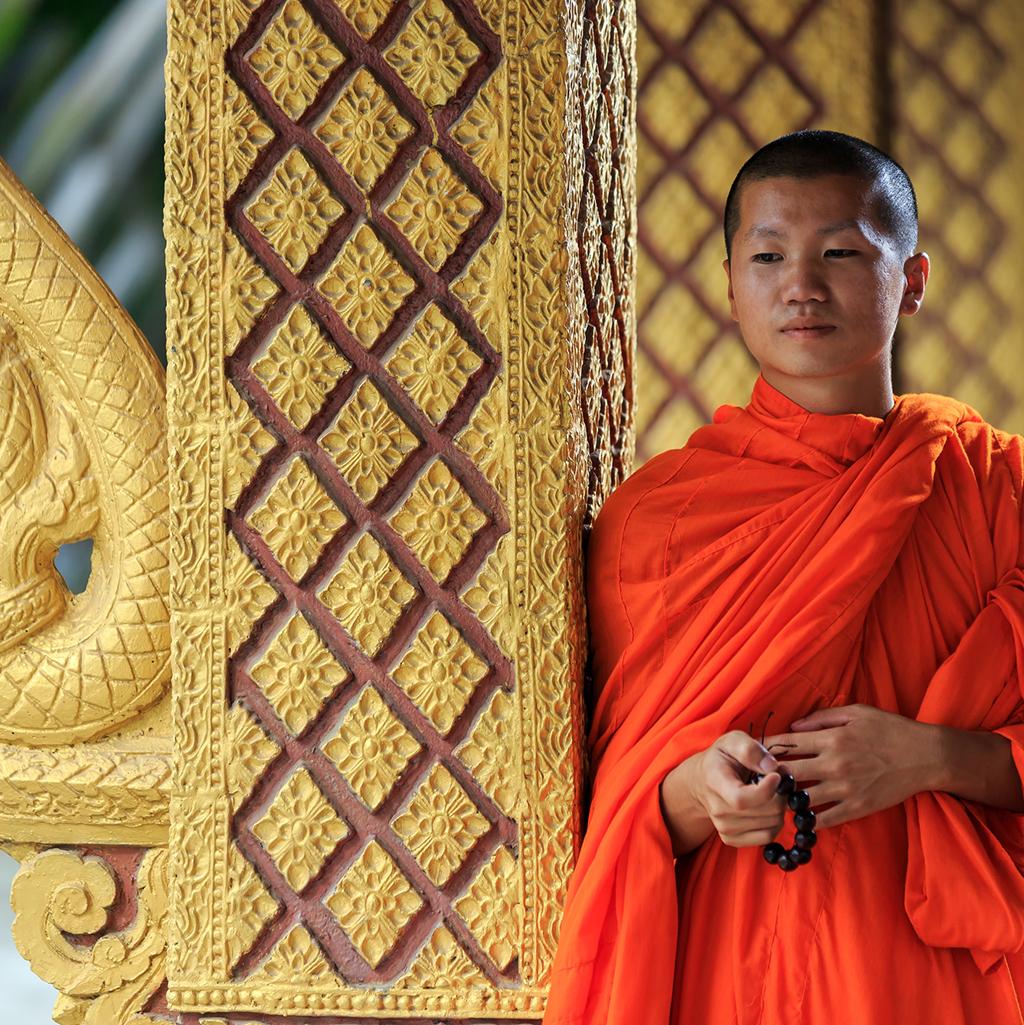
[0,0,167,363]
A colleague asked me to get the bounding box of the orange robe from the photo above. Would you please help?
[542,372,1024,1024]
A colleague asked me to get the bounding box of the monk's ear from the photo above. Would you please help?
[899,251,929,317]
[723,258,738,321]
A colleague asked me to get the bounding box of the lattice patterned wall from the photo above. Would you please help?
[633,0,878,461]
[890,0,1024,435]
[165,0,635,1019]
[633,0,1024,462]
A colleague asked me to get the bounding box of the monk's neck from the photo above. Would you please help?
[760,368,895,418]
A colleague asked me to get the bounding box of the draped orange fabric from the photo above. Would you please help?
[542,372,1024,1024]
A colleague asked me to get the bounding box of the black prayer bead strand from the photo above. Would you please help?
[749,768,818,871]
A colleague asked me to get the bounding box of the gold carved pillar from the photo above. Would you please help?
[162,0,634,1019]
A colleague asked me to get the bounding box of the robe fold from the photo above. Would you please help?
[542,372,1024,1024]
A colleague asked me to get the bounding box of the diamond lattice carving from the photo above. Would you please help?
[318,533,417,655]
[391,762,489,886]
[247,0,345,119]
[245,147,345,274]
[385,304,482,423]
[252,767,349,891]
[392,610,486,733]
[383,0,481,108]
[384,148,484,270]
[314,67,416,191]
[327,839,424,966]
[322,685,421,808]
[317,223,416,348]
[319,378,420,502]
[390,459,486,582]
[252,304,350,429]
[250,612,348,735]
[454,844,519,970]
[249,456,347,581]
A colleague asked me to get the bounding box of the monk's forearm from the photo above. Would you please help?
[659,756,716,857]
[928,724,1024,813]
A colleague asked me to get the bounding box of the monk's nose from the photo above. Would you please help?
[782,265,828,304]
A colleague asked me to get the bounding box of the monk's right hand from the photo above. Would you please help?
[686,731,790,848]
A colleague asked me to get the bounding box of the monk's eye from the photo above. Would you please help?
[825,249,857,257]
[751,253,781,263]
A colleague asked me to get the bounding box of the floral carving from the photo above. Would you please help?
[334,0,394,38]
[383,0,481,108]
[249,455,347,581]
[319,378,420,502]
[252,926,335,981]
[322,686,420,809]
[393,611,486,733]
[386,303,482,423]
[318,533,416,655]
[314,67,415,192]
[224,75,274,197]
[226,700,281,811]
[245,148,345,273]
[454,844,519,969]
[223,232,279,355]
[317,223,416,349]
[252,767,349,891]
[327,839,423,966]
[252,304,350,429]
[391,763,489,886]
[250,612,348,735]
[384,148,484,269]
[398,926,486,987]
[457,687,519,816]
[247,0,344,119]
[389,458,487,582]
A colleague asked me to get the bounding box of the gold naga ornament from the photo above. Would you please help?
[0,0,635,1021]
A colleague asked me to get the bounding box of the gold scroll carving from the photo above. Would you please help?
[9,847,168,1025]
[165,0,634,1017]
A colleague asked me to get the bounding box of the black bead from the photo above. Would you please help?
[777,852,797,871]
[788,790,810,811]
[793,830,818,850]
[762,842,785,864]
[790,846,812,865]
[775,772,796,796]
[793,809,816,831]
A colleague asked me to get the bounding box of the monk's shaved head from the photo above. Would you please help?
[723,129,918,262]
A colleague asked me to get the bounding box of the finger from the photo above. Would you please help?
[762,732,827,753]
[722,823,784,847]
[790,707,858,730]
[811,802,847,829]
[804,782,843,807]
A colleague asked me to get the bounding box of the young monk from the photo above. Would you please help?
[541,129,1024,1023]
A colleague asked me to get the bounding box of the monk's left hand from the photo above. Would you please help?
[762,703,942,829]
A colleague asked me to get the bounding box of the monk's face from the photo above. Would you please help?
[723,174,928,384]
